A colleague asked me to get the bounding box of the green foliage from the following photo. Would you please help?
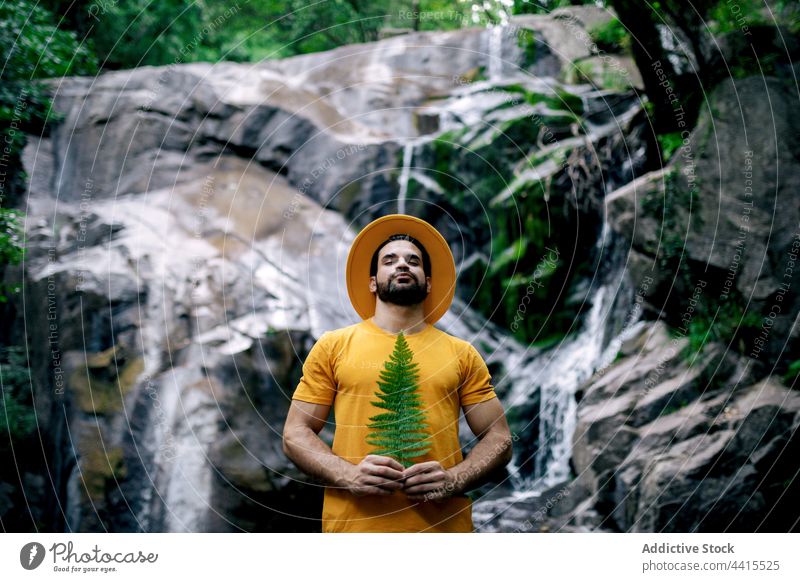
[0,0,96,161]
[1,2,86,302]
[0,347,36,441]
[366,332,431,468]
[683,295,761,357]
[0,0,95,156]
[422,83,591,346]
[88,0,207,68]
[657,132,683,164]
[0,1,96,79]
[589,17,630,53]
[728,50,781,80]
[641,169,700,278]
[0,209,25,302]
[516,28,537,67]
[659,397,690,417]
[511,0,578,15]
[490,236,529,276]
[707,0,766,35]
[215,1,469,60]
[0,210,24,267]
[783,359,800,386]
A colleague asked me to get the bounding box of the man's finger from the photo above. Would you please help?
[403,461,440,478]
[403,470,441,488]
[366,464,405,481]
[366,455,405,471]
[403,481,443,495]
[363,476,403,491]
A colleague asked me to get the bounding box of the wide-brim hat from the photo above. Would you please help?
[346,214,456,324]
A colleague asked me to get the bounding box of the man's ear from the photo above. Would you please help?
[369,276,377,293]
[426,276,431,293]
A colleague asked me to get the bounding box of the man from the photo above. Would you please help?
[283,214,512,532]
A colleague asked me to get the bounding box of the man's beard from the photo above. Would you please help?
[376,274,428,306]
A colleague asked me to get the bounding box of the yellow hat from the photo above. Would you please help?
[346,214,456,324]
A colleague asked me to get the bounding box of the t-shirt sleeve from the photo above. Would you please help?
[292,334,336,405]
[458,343,497,406]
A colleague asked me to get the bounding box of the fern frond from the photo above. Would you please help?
[365,332,432,468]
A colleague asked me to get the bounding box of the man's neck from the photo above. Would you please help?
[371,301,429,335]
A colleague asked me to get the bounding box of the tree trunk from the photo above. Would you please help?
[609,0,683,134]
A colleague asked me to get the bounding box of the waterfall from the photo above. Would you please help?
[487,26,504,81]
[397,141,415,215]
[502,219,635,492]
[530,285,611,485]
[472,222,639,531]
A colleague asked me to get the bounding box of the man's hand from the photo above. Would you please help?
[402,461,460,502]
[344,454,405,497]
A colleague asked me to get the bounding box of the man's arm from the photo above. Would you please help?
[283,399,406,496]
[403,397,513,501]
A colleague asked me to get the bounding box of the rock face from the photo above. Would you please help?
[488,70,800,533]
[22,151,356,531]
[476,319,800,533]
[607,74,800,366]
[472,68,800,533]
[571,322,800,532]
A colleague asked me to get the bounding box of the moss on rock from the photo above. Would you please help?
[70,346,144,416]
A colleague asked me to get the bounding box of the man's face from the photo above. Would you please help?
[369,240,431,306]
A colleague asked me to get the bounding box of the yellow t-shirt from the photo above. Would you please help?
[291,318,497,533]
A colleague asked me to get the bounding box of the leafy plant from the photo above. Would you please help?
[0,209,25,302]
[657,132,683,164]
[0,1,96,207]
[0,346,35,440]
[589,17,630,53]
[707,0,766,35]
[781,358,800,386]
[366,332,431,468]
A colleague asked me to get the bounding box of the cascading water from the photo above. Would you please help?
[397,141,415,215]
[472,216,641,529]
[487,25,504,81]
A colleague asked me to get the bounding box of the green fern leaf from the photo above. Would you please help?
[365,332,432,467]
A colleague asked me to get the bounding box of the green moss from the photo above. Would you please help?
[517,28,538,68]
[338,181,361,212]
[460,66,487,83]
[524,91,582,118]
[659,398,691,417]
[529,334,566,350]
[82,446,126,500]
[682,295,762,359]
[783,359,800,386]
[71,346,144,416]
[567,57,631,92]
[641,169,701,278]
[600,65,632,92]
[0,346,35,440]
[657,132,683,163]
